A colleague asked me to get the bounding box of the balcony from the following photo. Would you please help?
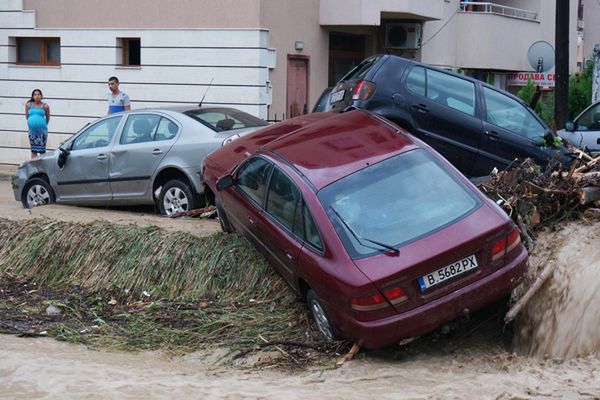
[449,2,543,71]
[320,0,443,26]
[459,2,538,22]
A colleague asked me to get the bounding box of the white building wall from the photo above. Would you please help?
[0,5,274,165]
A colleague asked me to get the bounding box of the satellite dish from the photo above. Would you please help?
[527,41,555,73]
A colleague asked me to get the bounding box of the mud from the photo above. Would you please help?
[2,334,599,399]
[0,180,220,238]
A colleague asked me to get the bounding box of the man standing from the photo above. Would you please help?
[107,76,131,114]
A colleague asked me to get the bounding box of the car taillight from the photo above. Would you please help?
[351,286,407,311]
[351,80,376,101]
[492,228,521,262]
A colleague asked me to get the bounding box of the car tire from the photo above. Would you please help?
[215,197,233,233]
[21,177,56,209]
[307,289,338,341]
[159,179,198,216]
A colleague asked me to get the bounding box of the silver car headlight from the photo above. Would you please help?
[222,134,241,147]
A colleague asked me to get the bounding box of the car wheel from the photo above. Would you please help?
[22,178,55,209]
[307,289,337,341]
[215,197,233,233]
[159,179,198,216]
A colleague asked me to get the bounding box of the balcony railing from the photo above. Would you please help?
[459,2,538,22]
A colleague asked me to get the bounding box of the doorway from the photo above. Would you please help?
[286,56,309,118]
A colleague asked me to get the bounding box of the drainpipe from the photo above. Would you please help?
[554,0,569,130]
[593,44,600,104]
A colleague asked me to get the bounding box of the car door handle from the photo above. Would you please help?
[248,216,256,225]
[285,252,294,261]
[412,104,429,114]
[152,149,163,155]
[485,130,500,140]
[97,154,108,161]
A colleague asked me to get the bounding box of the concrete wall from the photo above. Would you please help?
[260,0,328,119]
[319,0,444,26]
[23,0,261,29]
[583,0,600,63]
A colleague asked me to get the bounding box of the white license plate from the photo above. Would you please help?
[330,90,345,103]
[418,254,478,291]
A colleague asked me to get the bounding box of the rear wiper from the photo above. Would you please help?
[330,207,399,256]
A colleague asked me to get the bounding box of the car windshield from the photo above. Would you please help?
[318,149,480,259]
[183,108,268,132]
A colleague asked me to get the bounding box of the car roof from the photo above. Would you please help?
[207,111,419,191]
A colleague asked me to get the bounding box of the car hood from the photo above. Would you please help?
[557,129,584,149]
[19,150,55,166]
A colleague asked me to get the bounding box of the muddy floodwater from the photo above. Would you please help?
[2,334,599,399]
[1,174,600,399]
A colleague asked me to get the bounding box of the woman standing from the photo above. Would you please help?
[25,89,50,159]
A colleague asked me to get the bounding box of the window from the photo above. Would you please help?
[120,38,141,66]
[338,55,380,83]
[184,108,268,132]
[236,157,273,205]
[155,118,179,141]
[72,116,122,150]
[16,37,60,66]
[575,103,600,131]
[318,149,479,259]
[426,69,476,116]
[406,66,426,96]
[303,204,323,251]
[266,168,303,235]
[121,114,178,144]
[483,87,545,139]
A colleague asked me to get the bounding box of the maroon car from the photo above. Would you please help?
[202,110,528,349]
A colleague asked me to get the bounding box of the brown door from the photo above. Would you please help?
[286,57,309,118]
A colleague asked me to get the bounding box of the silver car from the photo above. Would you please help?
[558,101,600,155]
[12,106,268,215]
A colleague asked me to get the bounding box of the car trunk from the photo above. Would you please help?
[327,55,385,113]
[351,204,513,314]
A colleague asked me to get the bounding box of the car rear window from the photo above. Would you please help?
[318,149,480,259]
[184,108,268,132]
[338,56,381,82]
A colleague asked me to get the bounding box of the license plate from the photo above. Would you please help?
[418,254,478,291]
[330,90,345,103]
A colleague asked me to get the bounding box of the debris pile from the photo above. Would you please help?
[0,218,345,366]
[477,150,600,246]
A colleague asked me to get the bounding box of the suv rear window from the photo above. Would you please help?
[318,149,480,259]
[338,56,381,82]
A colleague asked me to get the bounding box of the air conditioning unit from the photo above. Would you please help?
[385,22,422,50]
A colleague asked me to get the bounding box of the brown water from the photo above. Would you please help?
[515,221,600,360]
[1,334,599,399]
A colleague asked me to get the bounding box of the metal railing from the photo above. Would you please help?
[459,2,538,21]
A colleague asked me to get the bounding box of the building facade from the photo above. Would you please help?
[0,0,586,165]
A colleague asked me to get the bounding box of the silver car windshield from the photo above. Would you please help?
[318,149,480,259]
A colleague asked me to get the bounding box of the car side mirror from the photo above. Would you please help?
[565,121,575,132]
[216,175,234,191]
[57,147,70,168]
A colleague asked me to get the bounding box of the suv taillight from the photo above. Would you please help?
[352,80,376,101]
